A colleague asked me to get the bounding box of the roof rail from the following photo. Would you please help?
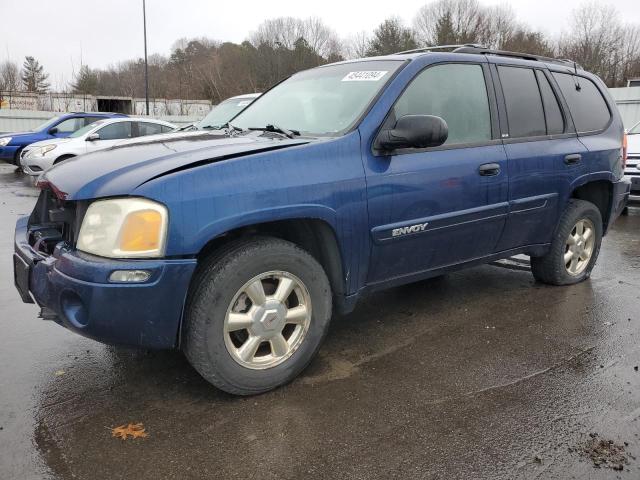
[394,44,485,55]
[394,44,581,69]
[452,45,581,69]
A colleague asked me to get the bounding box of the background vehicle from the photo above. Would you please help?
[14,46,629,395]
[182,93,260,131]
[0,112,125,165]
[20,117,176,175]
[625,119,640,199]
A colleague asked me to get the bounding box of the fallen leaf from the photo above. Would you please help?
[111,423,149,440]
[54,370,65,377]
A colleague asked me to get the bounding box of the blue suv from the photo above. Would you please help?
[13,46,630,395]
[0,112,125,165]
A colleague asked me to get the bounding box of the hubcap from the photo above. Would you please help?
[223,271,311,369]
[564,218,595,276]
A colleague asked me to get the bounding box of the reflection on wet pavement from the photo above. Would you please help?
[0,164,638,479]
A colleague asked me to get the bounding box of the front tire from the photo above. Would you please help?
[183,237,332,395]
[531,199,603,285]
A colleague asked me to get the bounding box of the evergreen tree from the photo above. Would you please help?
[21,56,49,92]
[366,18,418,56]
[72,65,99,95]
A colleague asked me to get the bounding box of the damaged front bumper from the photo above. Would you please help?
[14,216,197,349]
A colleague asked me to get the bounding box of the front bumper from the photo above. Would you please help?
[14,216,198,348]
[0,145,20,164]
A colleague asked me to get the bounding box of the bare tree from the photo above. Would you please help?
[0,60,20,92]
[344,32,371,59]
[558,2,635,86]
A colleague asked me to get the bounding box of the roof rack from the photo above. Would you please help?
[395,44,582,69]
[394,44,484,55]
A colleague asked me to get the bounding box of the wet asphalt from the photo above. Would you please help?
[0,163,639,479]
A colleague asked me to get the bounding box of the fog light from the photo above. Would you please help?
[109,270,151,283]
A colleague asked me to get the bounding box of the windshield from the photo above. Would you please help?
[32,116,61,132]
[232,60,404,136]
[630,121,640,135]
[196,97,257,129]
[69,122,102,138]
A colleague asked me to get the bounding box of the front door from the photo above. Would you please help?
[364,62,509,286]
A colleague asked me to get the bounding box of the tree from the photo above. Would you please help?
[558,2,639,86]
[21,56,50,92]
[72,65,99,95]
[366,18,418,56]
[0,60,20,92]
[344,32,371,59]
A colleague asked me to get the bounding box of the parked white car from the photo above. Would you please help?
[183,93,261,131]
[20,117,176,176]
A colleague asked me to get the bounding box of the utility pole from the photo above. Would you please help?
[143,0,149,115]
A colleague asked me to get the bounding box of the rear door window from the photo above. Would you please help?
[97,122,132,140]
[535,71,565,135]
[498,66,546,138]
[552,72,611,133]
[136,122,164,137]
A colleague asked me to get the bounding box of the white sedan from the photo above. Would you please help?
[20,117,176,176]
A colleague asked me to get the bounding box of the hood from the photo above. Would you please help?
[26,137,72,149]
[628,133,640,155]
[42,132,312,200]
[0,131,38,141]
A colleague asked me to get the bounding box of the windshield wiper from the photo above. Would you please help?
[248,124,299,139]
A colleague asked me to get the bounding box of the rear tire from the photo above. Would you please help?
[531,199,602,285]
[183,237,332,395]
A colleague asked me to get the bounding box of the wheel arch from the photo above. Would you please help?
[195,216,347,301]
[53,154,76,164]
[569,174,613,233]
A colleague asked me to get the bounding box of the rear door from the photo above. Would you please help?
[364,61,509,285]
[134,121,166,137]
[491,61,587,251]
[550,71,617,181]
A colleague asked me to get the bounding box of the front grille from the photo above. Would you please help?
[27,188,80,255]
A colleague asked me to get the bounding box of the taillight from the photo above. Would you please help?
[622,132,628,169]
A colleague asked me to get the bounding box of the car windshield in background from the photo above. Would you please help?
[197,97,256,130]
[629,121,640,134]
[232,61,404,136]
[69,122,103,138]
[32,116,61,132]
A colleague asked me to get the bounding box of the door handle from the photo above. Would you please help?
[564,154,582,165]
[478,163,501,176]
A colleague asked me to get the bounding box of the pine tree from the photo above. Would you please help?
[21,56,50,92]
[366,18,418,56]
[72,65,99,95]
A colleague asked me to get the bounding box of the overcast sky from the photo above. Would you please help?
[3,0,640,89]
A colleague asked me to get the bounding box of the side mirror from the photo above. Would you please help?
[375,115,448,152]
[86,133,100,141]
[49,127,59,135]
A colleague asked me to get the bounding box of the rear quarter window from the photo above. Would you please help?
[552,72,611,133]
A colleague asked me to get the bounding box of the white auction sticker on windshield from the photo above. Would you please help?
[342,71,388,82]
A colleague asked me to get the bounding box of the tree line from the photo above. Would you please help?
[1,0,639,105]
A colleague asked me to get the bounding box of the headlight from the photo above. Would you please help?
[27,144,57,158]
[77,198,168,258]
[0,137,12,147]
